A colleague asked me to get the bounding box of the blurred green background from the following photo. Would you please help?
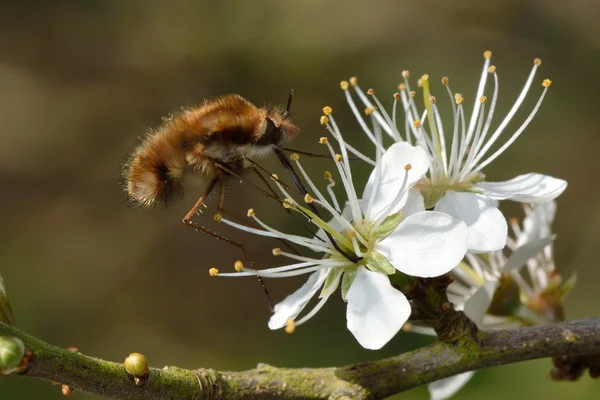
[1,1,598,399]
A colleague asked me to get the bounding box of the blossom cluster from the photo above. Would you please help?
[210,51,569,396]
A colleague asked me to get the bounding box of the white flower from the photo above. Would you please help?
[213,118,468,349]
[408,200,572,399]
[341,51,567,253]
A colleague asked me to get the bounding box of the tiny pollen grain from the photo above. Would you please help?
[455,93,464,105]
[285,319,296,334]
[402,70,410,78]
[335,154,343,162]
[413,120,422,128]
[393,92,401,100]
[480,95,487,104]
[247,208,256,217]
[349,77,358,87]
[319,137,329,144]
[340,80,349,90]
[320,115,329,125]
[441,77,449,85]
[209,268,219,277]
[304,194,314,203]
[484,50,492,59]
[214,213,222,222]
[488,65,496,74]
[534,58,542,66]
[404,163,413,171]
[367,88,375,95]
[542,79,552,88]
[323,106,333,115]
[290,153,300,161]
[324,171,333,180]
[272,248,281,256]
[364,106,376,115]
[234,260,244,272]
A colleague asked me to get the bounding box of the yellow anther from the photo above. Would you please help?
[417,79,423,87]
[402,322,413,332]
[285,319,296,334]
[393,92,401,100]
[441,77,449,85]
[247,208,256,217]
[429,96,436,104]
[398,83,406,91]
[272,248,281,256]
[488,65,496,73]
[480,95,487,104]
[404,163,413,171]
[282,199,293,209]
[367,88,375,95]
[413,120,422,128]
[304,194,314,203]
[319,137,329,144]
[340,80,349,90]
[454,93,464,105]
[364,106,376,115]
[320,115,329,125]
[324,171,332,180]
[483,50,492,59]
[349,77,358,87]
[509,217,519,226]
[213,213,222,222]
[234,260,244,272]
[542,79,552,88]
[271,173,279,180]
[335,154,343,162]
[208,268,219,277]
[323,106,333,115]
[534,58,542,66]
[409,90,416,98]
[402,70,410,78]
[290,153,300,161]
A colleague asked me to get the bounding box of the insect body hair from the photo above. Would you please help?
[123,95,299,208]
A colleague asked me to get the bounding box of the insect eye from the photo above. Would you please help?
[256,118,280,145]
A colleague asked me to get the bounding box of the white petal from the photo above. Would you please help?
[345,268,411,350]
[519,201,556,246]
[376,211,468,278]
[502,235,556,273]
[463,281,499,327]
[268,269,329,330]
[476,173,567,204]
[428,371,476,400]
[363,142,429,219]
[435,191,507,253]
[402,190,426,218]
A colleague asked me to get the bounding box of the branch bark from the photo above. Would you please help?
[1,318,599,400]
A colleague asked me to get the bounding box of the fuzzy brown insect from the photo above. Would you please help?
[124,94,299,210]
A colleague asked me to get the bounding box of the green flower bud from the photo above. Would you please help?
[123,352,149,378]
[0,336,25,374]
[0,274,16,326]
